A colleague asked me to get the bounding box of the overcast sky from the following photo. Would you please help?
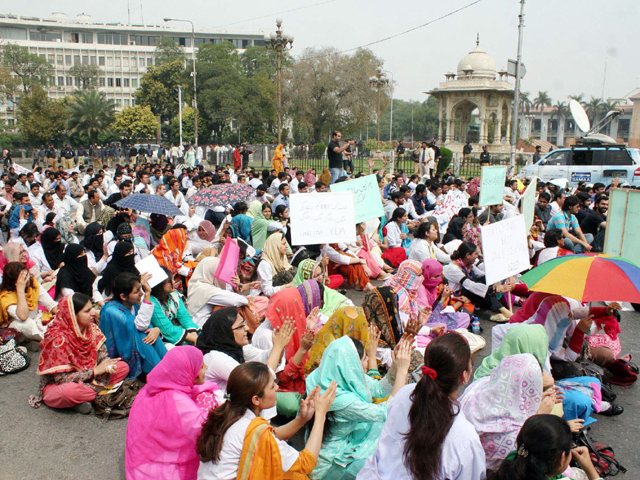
[10,0,640,103]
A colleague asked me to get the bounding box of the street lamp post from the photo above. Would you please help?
[265,18,294,145]
[369,68,389,150]
[164,18,198,148]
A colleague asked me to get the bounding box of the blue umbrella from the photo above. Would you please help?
[114,194,184,216]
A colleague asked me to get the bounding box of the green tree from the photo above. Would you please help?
[285,46,385,142]
[519,91,532,113]
[113,105,158,142]
[169,106,195,144]
[135,59,185,126]
[0,43,53,94]
[155,37,185,65]
[67,91,116,144]
[68,64,100,90]
[585,96,604,123]
[16,87,66,144]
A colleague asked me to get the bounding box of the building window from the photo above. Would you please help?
[90,56,97,65]
[254,39,265,46]
[48,54,55,64]
[123,78,130,87]
[115,99,122,106]
[0,27,28,40]
[548,119,558,132]
[99,56,105,66]
[74,55,80,65]
[131,98,135,106]
[147,58,153,66]
[7,119,14,126]
[58,76,64,86]
[107,57,114,67]
[66,77,73,86]
[130,35,159,46]
[82,56,89,65]
[123,57,129,67]
[173,37,192,47]
[70,33,80,43]
[195,38,206,46]
[82,32,93,43]
[532,119,541,131]
[618,119,630,138]
[242,39,251,48]
[139,58,145,67]
[115,57,121,67]
[65,55,72,65]
[131,78,138,88]
[74,77,81,87]
[124,99,131,107]
[116,78,122,87]
[29,30,62,42]
[99,78,106,87]
[107,78,114,87]
[57,54,63,65]
[97,33,128,45]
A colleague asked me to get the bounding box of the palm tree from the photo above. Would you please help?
[551,101,569,145]
[67,91,116,144]
[585,96,604,124]
[519,91,532,113]
[533,91,552,139]
[568,93,584,105]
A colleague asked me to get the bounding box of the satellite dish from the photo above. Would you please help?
[570,99,590,133]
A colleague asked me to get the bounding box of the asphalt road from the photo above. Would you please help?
[1,288,637,480]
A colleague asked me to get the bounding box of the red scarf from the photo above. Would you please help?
[37,295,105,375]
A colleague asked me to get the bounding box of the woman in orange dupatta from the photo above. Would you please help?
[272,144,285,175]
[152,227,198,286]
[324,243,374,292]
[196,362,337,480]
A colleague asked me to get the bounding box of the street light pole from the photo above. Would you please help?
[509,0,526,175]
[164,18,198,147]
[178,85,183,147]
[265,18,294,145]
[369,68,390,150]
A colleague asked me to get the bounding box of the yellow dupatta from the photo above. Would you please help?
[0,281,41,327]
[238,417,315,480]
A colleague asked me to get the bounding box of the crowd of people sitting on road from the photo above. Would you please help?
[0,143,635,480]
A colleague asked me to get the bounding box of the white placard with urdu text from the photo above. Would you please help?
[290,192,357,245]
[480,214,530,284]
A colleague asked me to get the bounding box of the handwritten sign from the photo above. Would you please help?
[479,166,507,207]
[290,192,356,245]
[481,214,530,284]
[520,176,537,232]
[329,174,384,223]
[604,188,640,266]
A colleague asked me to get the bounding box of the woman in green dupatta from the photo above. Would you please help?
[249,201,283,252]
[474,324,548,380]
[305,334,413,480]
[293,259,351,318]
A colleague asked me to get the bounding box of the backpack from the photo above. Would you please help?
[0,339,30,375]
[574,428,627,477]
[93,378,143,422]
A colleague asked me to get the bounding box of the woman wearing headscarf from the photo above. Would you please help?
[151,227,198,282]
[416,259,471,330]
[304,306,371,375]
[408,218,451,265]
[0,242,40,282]
[459,353,547,470]
[362,287,424,382]
[252,232,293,298]
[304,168,317,190]
[229,202,253,244]
[187,257,257,329]
[183,219,217,261]
[55,244,102,304]
[125,346,221,480]
[442,215,467,246]
[293,259,352,318]
[28,227,64,278]
[98,242,137,297]
[251,281,323,416]
[0,262,57,342]
[150,267,200,348]
[106,221,144,263]
[249,201,285,251]
[272,144,284,175]
[29,293,129,412]
[80,222,108,274]
[150,213,171,243]
[55,216,79,245]
[305,335,414,480]
[197,307,293,396]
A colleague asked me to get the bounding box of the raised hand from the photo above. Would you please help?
[273,319,296,350]
[315,381,337,417]
[305,307,321,332]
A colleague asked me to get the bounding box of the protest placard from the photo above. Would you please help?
[520,176,537,232]
[329,174,384,223]
[215,238,240,287]
[135,255,169,288]
[604,188,640,265]
[290,192,356,245]
[481,214,530,284]
[479,165,508,207]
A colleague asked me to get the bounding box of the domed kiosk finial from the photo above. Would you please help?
[476,33,480,47]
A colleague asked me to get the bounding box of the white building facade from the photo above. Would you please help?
[0,12,265,125]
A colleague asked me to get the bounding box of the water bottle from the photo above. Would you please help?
[471,316,481,334]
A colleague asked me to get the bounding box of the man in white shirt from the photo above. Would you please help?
[248,171,263,189]
[181,170,194,190]
[82,167,94,186]
[186,176,201,200]
[75,190,105,234]
[170,144,180,161]
[165,179,185,208]
[134,172,155,194]
[14,174,30,194]
[268,172,287,197]
[29,183,42,207]
[197,145,203,165]
[53,184,79,215]
[37,192,63,228]
[289,170,304,193]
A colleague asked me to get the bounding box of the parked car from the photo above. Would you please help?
[520,141,640,187]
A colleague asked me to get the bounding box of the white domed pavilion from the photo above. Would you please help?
[428,36,514,153]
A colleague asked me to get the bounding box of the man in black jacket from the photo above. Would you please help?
[580,194,608,237]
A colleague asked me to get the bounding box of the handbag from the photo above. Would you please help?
[0,338,30,376]
[574,428,626,477]
[93,378,143,422]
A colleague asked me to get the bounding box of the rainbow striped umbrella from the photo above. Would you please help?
[520,253,640,303]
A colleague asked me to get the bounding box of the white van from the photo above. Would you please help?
[520,143,640,187]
